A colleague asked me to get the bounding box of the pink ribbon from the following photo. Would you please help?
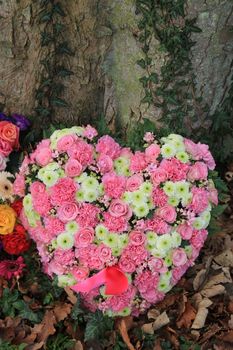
[71,266,129,296]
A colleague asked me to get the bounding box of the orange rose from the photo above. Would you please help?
[0,121,19,148]
[0,204,16,235]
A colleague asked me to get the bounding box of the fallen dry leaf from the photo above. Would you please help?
[147,308,160,320]
[153,311,170,331]
[201,284,226,298]
[65,287,78,304]
[117,318,135,350]
[177,301,196,328]
[228,315,233,329]
[214,250,233,268]
[218,329,233,343]
[53,302,72,322]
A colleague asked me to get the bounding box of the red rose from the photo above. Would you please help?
[2,228,30,255]
[11,200,23,216]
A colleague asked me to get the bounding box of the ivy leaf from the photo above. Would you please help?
[39,10,53,23]
[137,59,146,69]
[149,72,159,84]
[53,2,66,17]
[56,67,74,77]
[84,311,114,342]
[13,300,41,323]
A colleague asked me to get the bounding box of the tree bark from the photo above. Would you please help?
[0,0,232,132]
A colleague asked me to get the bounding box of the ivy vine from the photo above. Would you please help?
[35,0,73,130]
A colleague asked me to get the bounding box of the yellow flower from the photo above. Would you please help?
[0,204,16,235]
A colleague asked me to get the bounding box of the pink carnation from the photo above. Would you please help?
[152,187,168,207]
[67,140,94,166]
[130,151,147,173]
[96,135,121,159]
[44,217,65,236]
[146,216,170,234]
[13,174,25,197]
[76,203,100,228]
[160,158,189,181]
[143,132,155,143]
[33,193,51,216]
[190,229,208,249]
[70,265,89,281]
[135,270,159,303]
[50,177,77,206]
[208,187,218,205]
[103,212,128,233]
[189,187,209,214]
[83,125,98,140]
[102,172,126,199]
[172,262,190,284]
[30,181,46,196]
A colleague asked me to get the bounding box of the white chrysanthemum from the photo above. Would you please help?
[118,234,129,248]
[168,196,179,207]
[25,209,40,227]
[23,194,33,211]
[176,151,189,163]
[131,190,147,205]
[122,191,132,203]
[161,143,176,159]
[146,231,158,245]
[140,181,153,195]
[164,254,173,267]
[51,238,58,249]
[75,190,84,202]
[95,224,109,241]
[200,210,211,228]
[184,245,192,258]
[58,274,77,287]
[83,189,99,202]
[70,126,85,136]
[163,181,176,197]
[156,234,173,252]
[157,275,172,293]
[57,232,74,250]
[82,176,99,190]
[117,307,131,317]
[166,134,184,142]
[65,221,79,234]
[40,170,59,187]
[133,203,150,218]
[175,181,189,198]
[104,233,119,248]
[74,172,88,183]
[171,231,182,248]
[192,217,205,230]
[112,247,122,257]
[181,192,193,206]
[57,168,65,178]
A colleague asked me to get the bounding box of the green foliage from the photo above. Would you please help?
[84,310,114,342]
[0,340,26,350]
[35,0,73,132]
[0,288,41,322]
[46,333,75,350]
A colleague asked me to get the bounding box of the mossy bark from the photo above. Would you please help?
[0,0,232,132]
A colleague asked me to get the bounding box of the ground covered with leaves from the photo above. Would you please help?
[0,210,233,350]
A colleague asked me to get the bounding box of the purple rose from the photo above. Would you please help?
[11,114,31,131]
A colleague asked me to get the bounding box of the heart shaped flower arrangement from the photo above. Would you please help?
[14,126,218,316]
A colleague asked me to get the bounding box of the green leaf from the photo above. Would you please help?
[56,67,74,77]
[149,72,159,84]
[51,97,69,107]
[136,59,146,69]
[53,2,66,17]
[84,311,114,342]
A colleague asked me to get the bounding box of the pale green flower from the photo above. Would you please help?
[164,254,173,267]
[51,238,58,249]
[75,190,84,202]
[83,189,98,202]
[70,126,85,136]
[140,181,153,195]
[176,151,189,163]
[122,191,132,203]
[168,196,179,207]
[166,134,184,142]
[57,168,65,178]
[133,203,150,218]
[157,275,172,293]
[163,181,176,197]
[118,234,129,248]
[23,194,33,211]
[82,176,99,190]
[117,307,131,317]
[112,247,122,256]
[57,232,74,250]
[171,231,182,248]
[200,210,211,228]
[181,193,193,206]
[58,274,76,287]
[50,129,72,149]
[184,245,192,258]
[65,221,79,234]
[25,210,39,227]
[146,231,158,245]
[156,234,172,252]
[41,170,59,187]
[43,162,60,172]
[95,224,109,241]
[192,217,205,230]
[74,172,88,183]
[175,181,189,198]
[161,143,176,159]
[131,190,147,204]
[104,233,118,248]
[171,139,185,152]
[146,243,155,253]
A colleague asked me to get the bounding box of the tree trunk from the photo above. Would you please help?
[0,0,232,132]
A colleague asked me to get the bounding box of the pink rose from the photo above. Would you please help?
[145,143,160,163]
[184,139,199,159]
[150,168,167,186]
[35,146,52,166]
[65,158,82,177]
[119,147,133,158]
[75,227,94,247]
[172,248,187,266]
[0,137,13,156]
[143,132,155,143]
[109,199,131,218]
[97,154,113,174]
[208,187,218,205]
[71,265,89,281]
[30,181,46,196]
[129,230,146,246]
[148,257,165,272]
[57,202,79,222]
[177,223,193,240]
[157,205,177,223]
[172,263,189,284]
[189,187,209,214]
[187,161,208,181]
[126,174,143,192]
[98,244,112,262]
[119,256,136,273]
[57,134,77,152]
